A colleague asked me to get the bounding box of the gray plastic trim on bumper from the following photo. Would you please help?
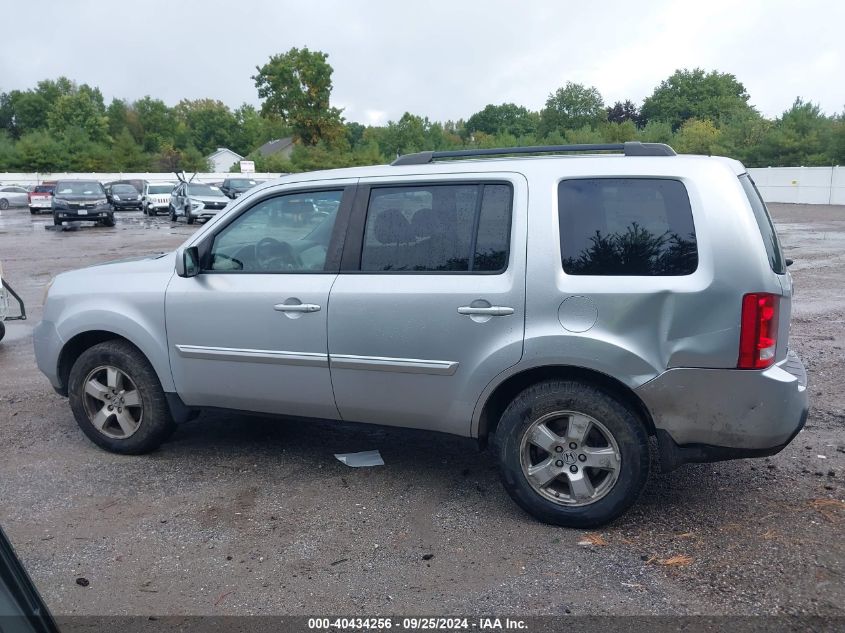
[636,350,808,452]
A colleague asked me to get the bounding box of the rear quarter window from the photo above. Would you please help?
[739,174,785,274]
[558,178,698,276]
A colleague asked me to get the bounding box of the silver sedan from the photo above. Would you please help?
[0,186,29,210]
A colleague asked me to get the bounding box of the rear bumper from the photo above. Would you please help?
[112,201,142,209]
[636,350,808,468]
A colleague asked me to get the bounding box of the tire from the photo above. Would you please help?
[186,214,195,225]
[68,340,175,454]
[29,207,38,215]
[0,198,9,210]
[53,216,62,226]
[493,379,649,528]
[0,321,5,342]
[169,205,176,222]
[102,214,115,227]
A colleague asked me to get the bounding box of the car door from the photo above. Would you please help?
[327,173,528,436]
[165,181,356,418]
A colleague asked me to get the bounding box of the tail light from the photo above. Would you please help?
[738,293,779,369]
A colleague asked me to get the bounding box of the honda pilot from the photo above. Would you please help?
[34,143,808,527]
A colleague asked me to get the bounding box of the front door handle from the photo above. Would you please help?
[457,305,514,316]
[274,303,321,313]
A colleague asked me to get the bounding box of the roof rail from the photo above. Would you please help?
[391,141,676,166]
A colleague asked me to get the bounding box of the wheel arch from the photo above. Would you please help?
[474,364,656,447]
[57,330,137,396]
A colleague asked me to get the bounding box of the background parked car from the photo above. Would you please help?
[220,177,263,199]
[142,181,176,216]
[0,186,29,210]
[106,183,143,210]
[52,180,114,227]
[106,178,146,194]
[169,182,229,224]
[28,183,56,214]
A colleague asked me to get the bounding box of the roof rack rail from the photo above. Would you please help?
[391,141,676,166]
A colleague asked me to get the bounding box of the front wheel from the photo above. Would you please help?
[186,213,195,225]
[0,321,5,342]
[493,379,649,528]
[101,214,115,227]
[53,216,62,226]
[68,340,175,454]
[0,198,9,210]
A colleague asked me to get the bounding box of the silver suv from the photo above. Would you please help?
[34,143,808,527]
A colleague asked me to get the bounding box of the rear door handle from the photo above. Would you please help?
[457,306,514,316]
[274,303,321,313]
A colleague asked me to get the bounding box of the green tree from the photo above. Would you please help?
[175,99,238,154]
[253,47,343,145]
[15,130,64,171]
[0,132,17,169]
[674,118,721,154]
[539,82,605,137]
[111,128,150,171]
[641,68,752,130]
[714,109,771,165]
[606,100,643,126]
[48,90,109,142]
[134,96,176,152]
[465,103,539,137]
[106,98,129,138]
[755,98,831,166]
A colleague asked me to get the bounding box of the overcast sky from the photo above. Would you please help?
[3,0,843,125]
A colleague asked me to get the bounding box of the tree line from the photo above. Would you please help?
[1,49,843,174]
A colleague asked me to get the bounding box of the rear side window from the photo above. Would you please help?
[360,183,512,273]
[739,174,785,274]
[558,178,697,276]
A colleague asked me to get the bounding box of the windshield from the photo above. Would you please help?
[55,182,104,196]
[34,185,55,193]
[113,185,137,194]
[148,185,174,194]
[188,184,223,197]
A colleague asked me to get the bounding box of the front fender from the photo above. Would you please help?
[55,304,174,392]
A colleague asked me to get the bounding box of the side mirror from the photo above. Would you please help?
[176,246,200,278]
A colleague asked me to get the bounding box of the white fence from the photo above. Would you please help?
[2,167,844,205]
[0,172,281,186]
[747,166,844,205]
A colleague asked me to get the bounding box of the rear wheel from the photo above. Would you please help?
[68,340,175,454]
[493,379,649,528]
[29,207,37,215]
[169,205,177,222]
[53,216,62,226]
[0,321,5,342]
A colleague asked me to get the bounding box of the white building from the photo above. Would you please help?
[206,147,243,172]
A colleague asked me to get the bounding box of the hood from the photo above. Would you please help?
[192,194,229,203]
[54,193,106,202]
[53,252,174,283]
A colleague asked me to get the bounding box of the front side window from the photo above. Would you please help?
[206,190,343,273]
[360,183,512,272]
[558,178,697,276]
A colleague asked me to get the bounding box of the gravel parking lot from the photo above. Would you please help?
[0,203,842,616]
